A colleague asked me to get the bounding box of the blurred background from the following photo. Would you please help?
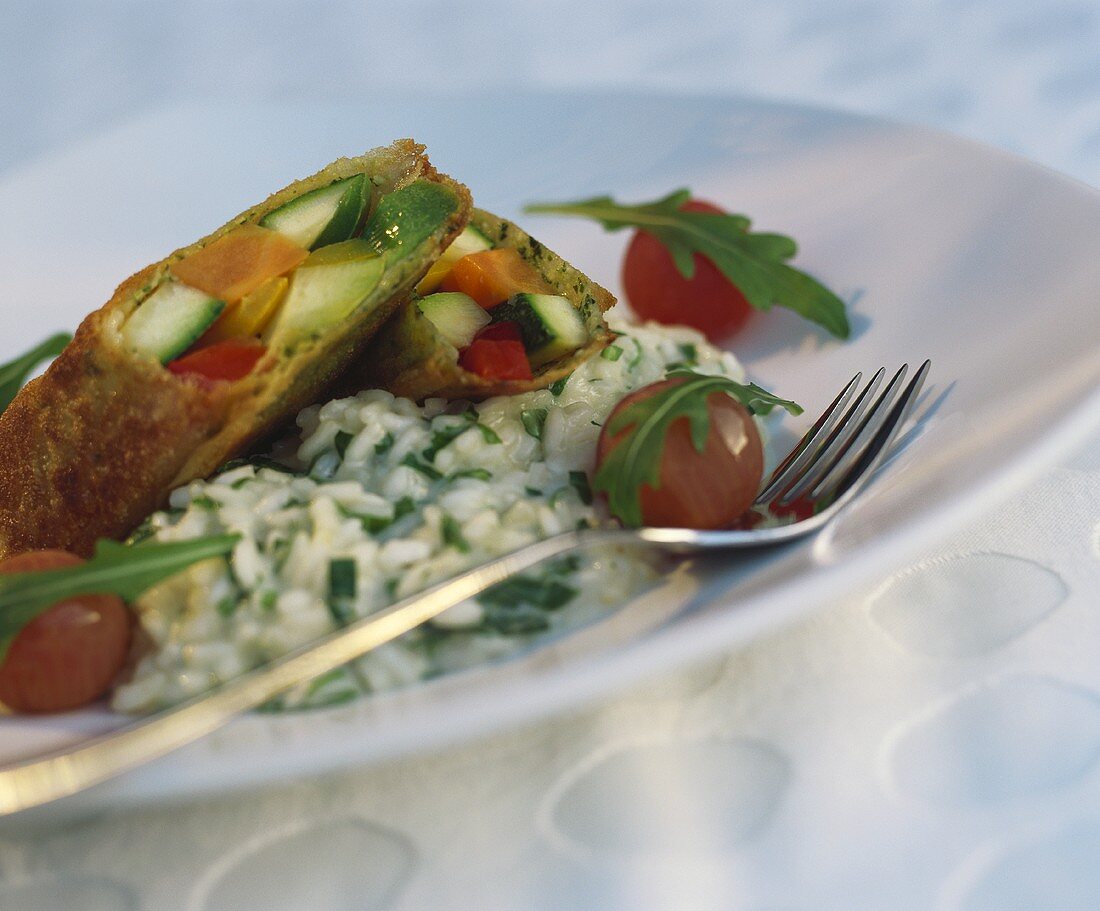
[5,0,1100,183]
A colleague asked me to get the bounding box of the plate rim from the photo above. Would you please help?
[3,89,1100,817]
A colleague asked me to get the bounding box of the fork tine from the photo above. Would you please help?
[754,370,864,505]
[761,365,887,506]
[779,364,908,505]
[815,359,931,504]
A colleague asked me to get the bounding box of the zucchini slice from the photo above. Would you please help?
[490,293,588,367]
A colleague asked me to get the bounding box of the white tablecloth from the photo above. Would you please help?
[2,2,1099,909]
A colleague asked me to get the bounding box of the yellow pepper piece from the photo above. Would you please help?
[202,276,289,343]
[415,228,493,295]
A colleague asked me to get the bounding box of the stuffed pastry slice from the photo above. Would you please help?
[0,140,471,558]
[353,207,615,400]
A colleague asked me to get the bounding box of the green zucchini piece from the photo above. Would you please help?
[259,175,368,250]
[418,292,490,349]
[490,293,587,367]
[361,181,463,258]
[265,240,385,344]
[122,281,225,363]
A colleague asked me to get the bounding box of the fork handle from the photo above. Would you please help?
[0,527,638,817]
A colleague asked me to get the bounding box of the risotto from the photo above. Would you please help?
[112,316,747,712]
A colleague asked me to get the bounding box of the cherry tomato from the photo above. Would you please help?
[0,550,131,713]
[168,338,266,382]
[596,378,764,529]
[622,199,754,341]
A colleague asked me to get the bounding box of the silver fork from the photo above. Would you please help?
[0,360,929,816]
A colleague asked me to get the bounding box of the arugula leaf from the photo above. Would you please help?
[525,190,849,338]
[0,535,239,660]
[0,333,71,413]
[592,371,802,527]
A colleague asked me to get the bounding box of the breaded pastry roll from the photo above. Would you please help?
[0,140,470,558]
[354,208,614,400]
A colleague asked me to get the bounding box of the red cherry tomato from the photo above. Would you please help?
[168,338,266,382]
[596,378,764,529]
[622,199,754,341]
[474,321,523,343]
[458,338,533,381]
[0,550,131,713]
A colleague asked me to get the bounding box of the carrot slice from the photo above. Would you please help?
[440,249,554,309]
[170,225,308,303]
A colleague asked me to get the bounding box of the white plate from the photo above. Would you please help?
[2,92,1099,815]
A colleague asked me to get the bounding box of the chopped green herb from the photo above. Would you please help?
[401,452,443,480]
[525,486,543,497]
[260,590,278,611]
[358,514,392,534]
[328,558,357,625]
[547,555,582,575]
[479,573,578,613]
[335,502,392,535]
[521,408,548,440]
[334,431,354,460]
[548,376,570,396]
[374,432,395,455]
[189,495,218,511]
[568,470,593,504]
[441,514,471,553]
[423,422,470,462]
[479,603,551,635]
[677,342,699,366]
[384,578,400,601]
[475,422,502,445]
[303,668,360,707]
[601,345,623,362]
[539,580,579,610]
[216,596,238,618]
[451,468,492,482]
[328,558,357,601]
[328,599,355,626]
[394,496,416,519]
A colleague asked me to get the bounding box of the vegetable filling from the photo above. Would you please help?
[120,177,456,383]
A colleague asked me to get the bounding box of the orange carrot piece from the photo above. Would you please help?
[440,248,554,309]
[170,225,308,303]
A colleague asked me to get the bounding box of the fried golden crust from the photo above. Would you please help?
[353,208,615,401]
[0,141,471,558]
